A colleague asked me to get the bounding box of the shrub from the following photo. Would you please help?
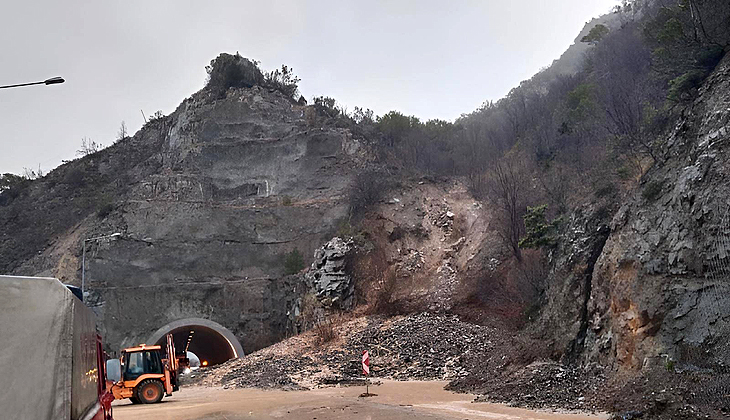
[205,53,264,98]
[283,248,305,275]
[668,70,708,102]
[617,166,633,180]
[519,205,560,249]
[695,45,725,70]
[263,65,300,99]
[0,173,29,206]
[461,250,547,330]
[312,96,340,118]
[97,202,114,219]
[313,313,343,346]
[376,111,416,147]
[594,205,611,221]
[352,107,375,125]
[581,24,609,45]
[281,195,293,206]
[642,180,664,201]
[348,169,390,219]
[336,219,355,238]
[566,83,596,123]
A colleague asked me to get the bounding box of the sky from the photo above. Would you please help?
[0,0,618,176]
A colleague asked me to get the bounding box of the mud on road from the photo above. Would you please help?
[112,381,608,420]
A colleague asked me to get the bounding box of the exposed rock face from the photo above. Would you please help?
[305,237,354,309]
[538,206,611,360]
[584,54,730,368]
[0,80,369,354]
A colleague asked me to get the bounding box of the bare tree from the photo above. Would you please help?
[487,157,528,261]
[590,22,662,168]
[116,121,128,142]
[21,164,44,180]
[76,137,102,157]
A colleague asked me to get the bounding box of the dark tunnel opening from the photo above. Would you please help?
[154,324,237,366]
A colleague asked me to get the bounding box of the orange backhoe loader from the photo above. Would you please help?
[107,334,183,404]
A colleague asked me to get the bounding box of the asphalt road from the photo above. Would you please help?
[112,380,609,420]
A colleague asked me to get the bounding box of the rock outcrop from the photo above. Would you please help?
[305,237,354,309]
[583,54,730,369]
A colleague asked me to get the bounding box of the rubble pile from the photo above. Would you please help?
[394,249,424,278]
[345,313,498,380]
[191,313,502,389]
[452,361,607,411]
[428,201,454,233]
[196,353,313,390]
[188,312,720,419]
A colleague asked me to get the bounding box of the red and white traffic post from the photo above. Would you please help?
[362,350,370,394]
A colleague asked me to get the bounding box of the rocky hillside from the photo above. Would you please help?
[587,52,730,368]
[0,76,372,352]
[1,3,729,418]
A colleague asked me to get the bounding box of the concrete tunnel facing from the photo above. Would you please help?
[147,318,244,366]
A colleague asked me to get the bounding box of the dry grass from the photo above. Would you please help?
[314,313,341,346]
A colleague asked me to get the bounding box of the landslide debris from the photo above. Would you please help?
[190,312,505,389]
[188,311,727,419]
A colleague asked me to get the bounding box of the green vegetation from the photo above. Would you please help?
[0,173,27,192]
[644,1,729,103]
[0,173,29,206]
[312,96,340,118]
[668,69,708,102]
[264,65,300,99]
[519,205,561,249]
[581,24,609,45]
[283,248,305,275]
[642,180,664,202]
[97,202,114,219]
[566,83,596,124]
[348,169,391,219]
[594,183,617,199]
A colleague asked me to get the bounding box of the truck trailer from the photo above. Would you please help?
[0,275,114,420]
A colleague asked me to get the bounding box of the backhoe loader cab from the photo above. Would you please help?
[108,334,179,404]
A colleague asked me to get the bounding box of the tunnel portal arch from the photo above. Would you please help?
[147,318,244,366]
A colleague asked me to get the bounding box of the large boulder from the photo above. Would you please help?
[305,237,355,309]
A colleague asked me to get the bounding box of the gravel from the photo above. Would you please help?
[188,312,728,419]
[190,313,501,389]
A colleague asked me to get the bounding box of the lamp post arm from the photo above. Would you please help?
[0,81,45,89]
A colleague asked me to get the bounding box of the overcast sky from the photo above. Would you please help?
[0,0,617,175]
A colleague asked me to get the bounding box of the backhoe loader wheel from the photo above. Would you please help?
[136,379,164,404]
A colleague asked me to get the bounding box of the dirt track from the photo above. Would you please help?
[112,381,608,420]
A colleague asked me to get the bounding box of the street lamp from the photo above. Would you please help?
[0,76,65,90]
[81,232,121,299]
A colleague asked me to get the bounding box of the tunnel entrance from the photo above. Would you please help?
[147,318,244,367]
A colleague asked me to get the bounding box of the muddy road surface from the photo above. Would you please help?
[113,380,608,420]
